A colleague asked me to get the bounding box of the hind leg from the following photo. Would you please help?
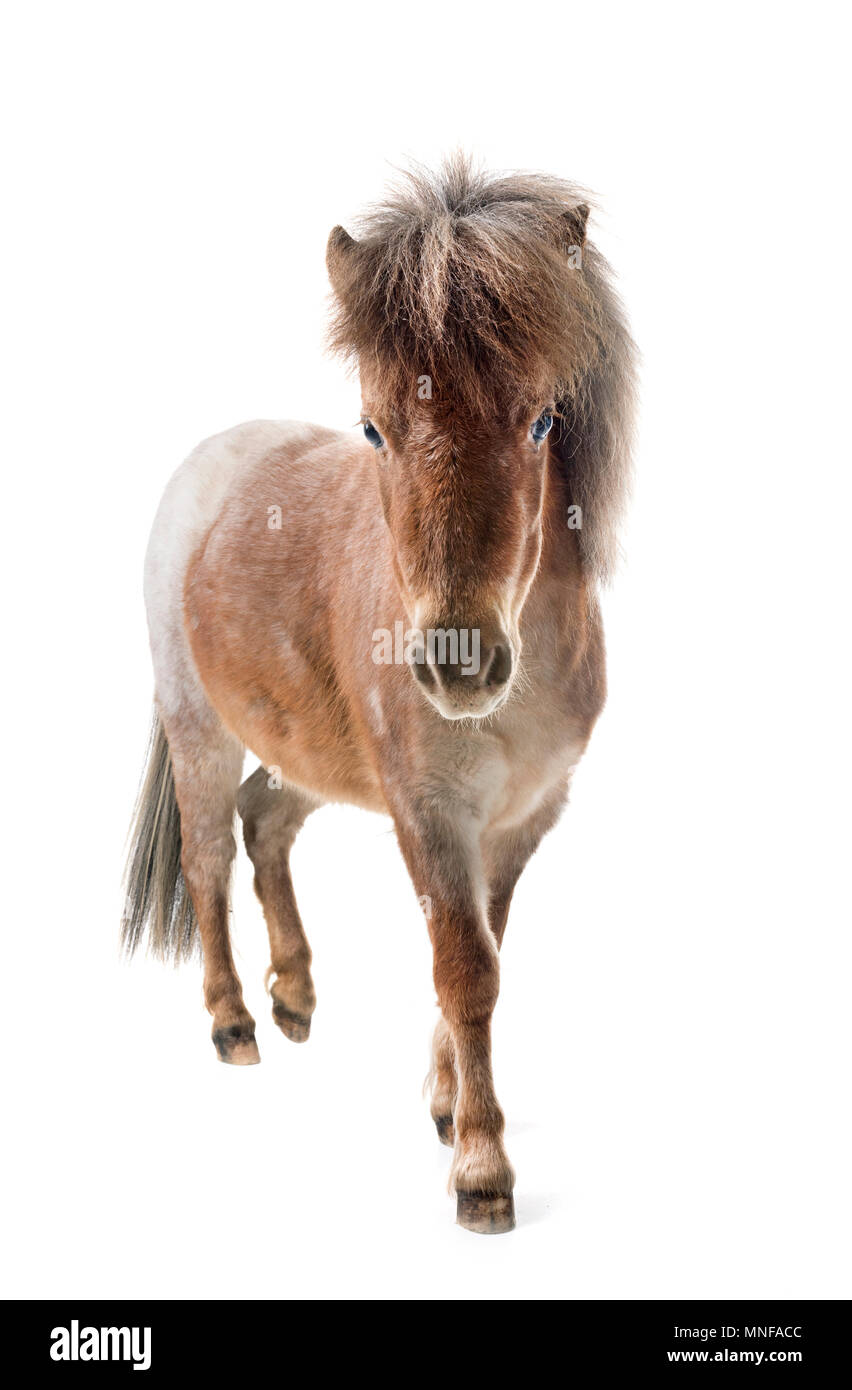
[238,768,320,1043]
[429,1015,457,1146]
[162,707,257,1065]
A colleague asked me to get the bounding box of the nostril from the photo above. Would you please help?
[406,628,513,698]
[485,643,512,688]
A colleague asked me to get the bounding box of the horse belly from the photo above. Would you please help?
[187,629,388,813]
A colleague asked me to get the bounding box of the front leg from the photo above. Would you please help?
[394,808,515,1234]
[427,880,515,1149]
[427,801,568,1157]
[427,878,513,1149]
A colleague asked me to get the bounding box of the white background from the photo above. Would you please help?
[2,1,849,1300]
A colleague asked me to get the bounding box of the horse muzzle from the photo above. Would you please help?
[407,621,515,720]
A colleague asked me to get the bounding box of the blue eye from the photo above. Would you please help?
[363,420,385,449]
[531,410,553,442]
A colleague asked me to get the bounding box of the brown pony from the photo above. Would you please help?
[123,157,637,1233]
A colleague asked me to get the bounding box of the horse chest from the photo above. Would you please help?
[492,706,586,830]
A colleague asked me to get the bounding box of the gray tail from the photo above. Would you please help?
[121,709,198,961]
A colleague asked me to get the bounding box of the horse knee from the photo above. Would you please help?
[434,930,500,1027]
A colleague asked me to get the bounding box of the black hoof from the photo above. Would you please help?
[212,1023,260,1065]
[272,1001,312,1043]
[434,1115,455,1147]
[456,1191,515,1234]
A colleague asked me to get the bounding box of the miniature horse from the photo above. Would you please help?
[123,158,636,1233]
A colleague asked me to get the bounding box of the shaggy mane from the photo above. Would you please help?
[327,155,637,584]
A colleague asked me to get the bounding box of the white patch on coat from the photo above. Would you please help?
[144,420,317,721]
[367,686,385,734]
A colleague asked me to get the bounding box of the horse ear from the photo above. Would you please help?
[327,225,359,290]
[562,203,590,250]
